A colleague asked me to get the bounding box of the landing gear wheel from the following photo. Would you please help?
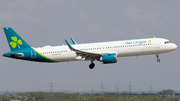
[157,59,161,63]
[156,54,161,63]
[89,63,95,69]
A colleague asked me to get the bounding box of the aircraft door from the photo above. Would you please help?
[155,39,160,50]
[31,50,36,59]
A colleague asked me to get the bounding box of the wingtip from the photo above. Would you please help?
[70,38,77,45]
[65,40,73,49]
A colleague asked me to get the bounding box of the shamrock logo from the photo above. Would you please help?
[148,40,152,43]
[10,36,23,48]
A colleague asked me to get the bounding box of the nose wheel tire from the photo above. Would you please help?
[89,63,95,69]
[157,59,161,63]
[156,54,161,63]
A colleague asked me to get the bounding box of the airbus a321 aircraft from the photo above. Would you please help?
[3,27,177,69]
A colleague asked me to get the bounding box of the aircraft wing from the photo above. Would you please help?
[70,38,77,45]
[65,40,102,60]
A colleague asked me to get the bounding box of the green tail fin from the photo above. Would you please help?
[3,27,31,51]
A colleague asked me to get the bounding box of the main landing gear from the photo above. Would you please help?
[89,62,95,69]
[89,59,95,69]
[156,54,161,63]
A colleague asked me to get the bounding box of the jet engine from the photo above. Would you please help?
[99,53,118,64]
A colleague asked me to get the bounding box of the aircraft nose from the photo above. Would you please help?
[172,43,177,50]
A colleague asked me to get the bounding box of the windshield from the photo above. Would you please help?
[164,41,170,44]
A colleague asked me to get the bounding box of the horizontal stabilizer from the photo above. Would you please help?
[3,52,24,57]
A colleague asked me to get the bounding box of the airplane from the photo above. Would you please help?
[3,27,177,69]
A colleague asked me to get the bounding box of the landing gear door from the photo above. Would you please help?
[31,50,36,59]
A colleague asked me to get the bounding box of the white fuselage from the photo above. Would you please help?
[34,38,177,62]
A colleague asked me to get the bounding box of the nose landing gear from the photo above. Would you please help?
[156,54,161,63]
[157,59,160,63]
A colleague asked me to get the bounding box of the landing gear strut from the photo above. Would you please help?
[89,59,95,69]
[156,54,161,63]
[89,63,95,69]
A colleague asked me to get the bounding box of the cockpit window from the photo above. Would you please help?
[164,41,170,44]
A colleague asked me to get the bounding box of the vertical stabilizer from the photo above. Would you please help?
[3,27,31,51]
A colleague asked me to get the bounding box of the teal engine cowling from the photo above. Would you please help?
[99,53,118,64]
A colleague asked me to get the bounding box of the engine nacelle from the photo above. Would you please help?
[99,53,118,64]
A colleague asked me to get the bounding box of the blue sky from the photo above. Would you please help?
[0,0,180,92]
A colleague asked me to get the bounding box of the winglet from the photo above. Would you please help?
[65,40,73,49]
[70,38,77,45]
